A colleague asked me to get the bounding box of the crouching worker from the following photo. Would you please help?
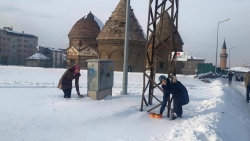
[158,75,189,120]
[58,65,84,98]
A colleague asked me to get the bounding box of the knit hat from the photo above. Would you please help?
[159,75,167,82]
[73,65,81,75]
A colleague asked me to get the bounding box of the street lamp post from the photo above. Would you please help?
[215,18,230,74]
[229,46,236,70]
[122,0,130,95]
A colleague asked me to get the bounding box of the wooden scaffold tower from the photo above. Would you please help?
[140,0,179,117]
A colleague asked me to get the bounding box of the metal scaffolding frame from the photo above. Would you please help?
[140,0,179,117]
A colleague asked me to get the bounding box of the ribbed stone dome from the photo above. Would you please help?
[68,12,101,39]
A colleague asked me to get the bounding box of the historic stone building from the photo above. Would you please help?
[220,39,228,70]
[66,12,102,69]
[150,11,184,74]
[96,0,146,72]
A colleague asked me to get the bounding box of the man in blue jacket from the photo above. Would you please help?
[158,75,189,120]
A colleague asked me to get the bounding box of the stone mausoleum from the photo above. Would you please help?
[151,11,184,74]
[97,0,146,72]
[66,0,187,73]
[66,12,103,69]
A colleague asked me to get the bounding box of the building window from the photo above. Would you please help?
[0,48,1,52]
[160,62,164,68]
[79,40,82,46]
[70,59,75,64]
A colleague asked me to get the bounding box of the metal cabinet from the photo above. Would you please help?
[86,59,114,100]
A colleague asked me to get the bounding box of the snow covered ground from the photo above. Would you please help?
[0,66,250,141]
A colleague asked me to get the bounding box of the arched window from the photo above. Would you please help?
[70,59,75,64]
[79,40,82,46]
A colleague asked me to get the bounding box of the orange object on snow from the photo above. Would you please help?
[149,113,162,118]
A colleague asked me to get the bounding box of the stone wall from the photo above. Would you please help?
[182,60,205,75]
[98,41,145,72]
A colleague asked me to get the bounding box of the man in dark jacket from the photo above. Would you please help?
[158,75,189,120]
[158,75,170,116]
[228,71,234,85]
[58,65,83,98]
[244,71,250,103]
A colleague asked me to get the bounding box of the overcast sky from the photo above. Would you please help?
[0,0,249,67]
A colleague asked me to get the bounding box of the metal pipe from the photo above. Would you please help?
[122,0,130,95]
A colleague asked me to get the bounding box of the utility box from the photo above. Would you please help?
[86,59,114,100]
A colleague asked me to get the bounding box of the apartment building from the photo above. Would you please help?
[0,27,38,65]
[38,46,64,68]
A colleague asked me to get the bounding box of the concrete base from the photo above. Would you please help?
[87,89,112,100]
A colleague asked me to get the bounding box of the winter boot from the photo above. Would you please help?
[78,94,84,98]
[155,114,162,118]
[170,110,177,120]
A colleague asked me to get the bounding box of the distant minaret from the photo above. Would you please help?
[220,39,228,70]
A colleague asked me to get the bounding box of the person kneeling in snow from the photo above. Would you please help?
[158,75,189,120]
[58,65,84,98]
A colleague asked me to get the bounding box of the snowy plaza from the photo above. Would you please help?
[0,66,250,141]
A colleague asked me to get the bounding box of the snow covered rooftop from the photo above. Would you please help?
[228,67,250,73]
[26,53,50,60]
[39,46,63,52]
[0,28,37,38]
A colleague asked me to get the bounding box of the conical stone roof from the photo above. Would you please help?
[155,11,183,45]
[68,12,100,39]
[96,0,145,43]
